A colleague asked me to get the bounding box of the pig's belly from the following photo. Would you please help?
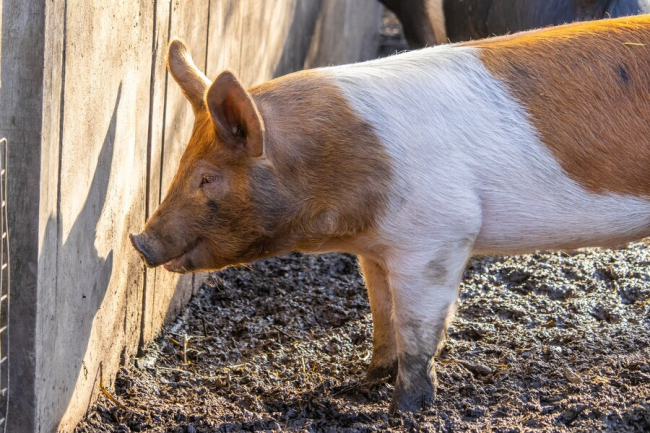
[472,186,650,256]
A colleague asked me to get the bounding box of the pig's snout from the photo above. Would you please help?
[130,233,159,268]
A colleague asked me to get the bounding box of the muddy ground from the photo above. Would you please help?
[76,242,650,432]
[75,12,648,433]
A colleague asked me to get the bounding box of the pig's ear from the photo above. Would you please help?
[206,70,265,158]
[166,39,210,113]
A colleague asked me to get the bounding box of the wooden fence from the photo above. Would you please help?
[0,0,382,430]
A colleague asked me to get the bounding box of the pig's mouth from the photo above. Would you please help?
[162,238,203,273]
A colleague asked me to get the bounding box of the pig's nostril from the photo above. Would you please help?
[130,233,156,267]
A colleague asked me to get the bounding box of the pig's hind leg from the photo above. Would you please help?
[386,240,474,413]
[359,256,398,381]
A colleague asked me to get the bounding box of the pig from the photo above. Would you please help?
[378,0,447,48]
[131,15,650,413]
[378,0,650,48]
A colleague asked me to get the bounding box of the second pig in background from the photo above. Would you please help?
[378,0,650,48]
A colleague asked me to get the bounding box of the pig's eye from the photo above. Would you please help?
[200,175,218,186]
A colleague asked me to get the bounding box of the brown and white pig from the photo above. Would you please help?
[131,16,650,413]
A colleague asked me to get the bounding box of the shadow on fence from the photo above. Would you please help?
[41,84,121,426]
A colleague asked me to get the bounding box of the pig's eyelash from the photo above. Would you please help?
[201,175,218,185]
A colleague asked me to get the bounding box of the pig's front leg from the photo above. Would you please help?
[359,256,398,381]
[386,241,473,413]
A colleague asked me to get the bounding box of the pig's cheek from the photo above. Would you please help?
[180,241,212,271]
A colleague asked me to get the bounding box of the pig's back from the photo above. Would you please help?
[328,15,650,255]
[468,15,650,197]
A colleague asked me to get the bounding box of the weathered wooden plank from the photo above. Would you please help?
[37,1,154,431]
[141,0,172,348]
[267,0,324,79]
[235,0,300,86]
[34,0,63,429]
[304,0,382,69]
[206,0,245,79]
[0,0,46,431]
[144,0,210,343]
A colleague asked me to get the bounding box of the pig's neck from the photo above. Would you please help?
[250,70,393,256]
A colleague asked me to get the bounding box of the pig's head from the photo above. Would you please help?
[130,39,283,273]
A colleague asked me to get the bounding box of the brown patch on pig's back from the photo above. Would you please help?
[248,71,393,250]
[470,16,650,196]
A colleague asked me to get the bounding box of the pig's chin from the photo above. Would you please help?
[163,256,191,273]
[162,240,203,273]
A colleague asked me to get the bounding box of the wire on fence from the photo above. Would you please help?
[0,137,10,431]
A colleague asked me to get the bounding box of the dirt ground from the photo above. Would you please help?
[75,12,649,433]
[75,241,650,432]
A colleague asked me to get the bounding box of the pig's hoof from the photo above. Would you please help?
[366,360,398,382]
[388,378,435,414]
